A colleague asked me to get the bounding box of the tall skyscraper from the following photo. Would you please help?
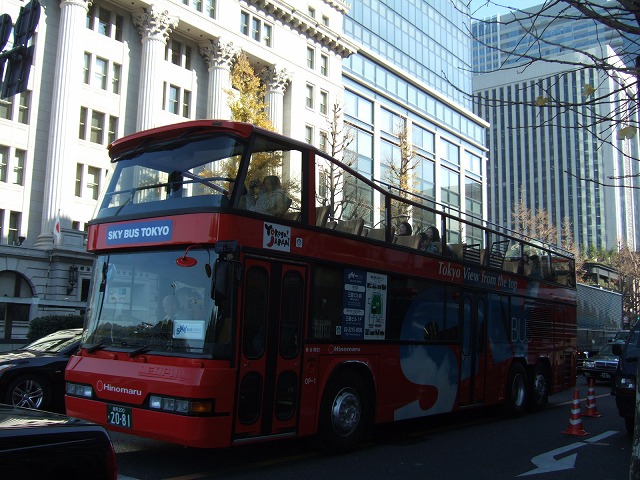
[472,1,640,252]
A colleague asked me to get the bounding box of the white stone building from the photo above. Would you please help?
[0,0,356,344]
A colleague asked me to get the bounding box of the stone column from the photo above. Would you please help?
[199,38,239,119]
[263,66,292,133]
[36,0,91,248]
[132,6,178,131]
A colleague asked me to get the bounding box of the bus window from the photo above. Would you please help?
[243,267,269,359]
[310,267,342,339]
[315,154,372,232]
[279,271,303,359]
[97,134,244,219]
[388,281,460,343]
[242,140,303,219]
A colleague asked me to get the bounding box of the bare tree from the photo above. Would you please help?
[316,100,371,222]
[512,187,559,243]
[467,0,640,182]
[384,120,418,221]
[615,245,640,323]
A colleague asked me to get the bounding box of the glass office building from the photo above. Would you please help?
[472,1,639,252]
[342,0,489,239]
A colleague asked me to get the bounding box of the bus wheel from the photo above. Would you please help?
[319,371,370,454]
[505,363,527,417]
[528,364,549,411]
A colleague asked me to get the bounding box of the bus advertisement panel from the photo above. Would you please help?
[65,121,576,451]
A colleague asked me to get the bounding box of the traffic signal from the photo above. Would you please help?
[0,0,40,99]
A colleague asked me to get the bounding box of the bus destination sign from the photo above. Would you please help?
[105,219,173,246]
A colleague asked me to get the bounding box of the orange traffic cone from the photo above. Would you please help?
[583,378,602,418]
[562,387,588,436]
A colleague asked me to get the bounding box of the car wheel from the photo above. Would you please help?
[5,374,51,410]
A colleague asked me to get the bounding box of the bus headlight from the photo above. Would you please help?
[149,395,214,415]
[584,361,596,369]
[66,382,94,398]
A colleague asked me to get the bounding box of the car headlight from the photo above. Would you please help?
[617,376,636,390]
[584,361,596,369]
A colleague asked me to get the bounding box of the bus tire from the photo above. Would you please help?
[528,363,549,411]
[505,363,527,417]
[318,371,370,454]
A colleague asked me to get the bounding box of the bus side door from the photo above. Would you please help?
[234,258,306,441]
[459,292,487,406]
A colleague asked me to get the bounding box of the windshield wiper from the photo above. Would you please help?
[85,341,105,353]
[128,344,152,358]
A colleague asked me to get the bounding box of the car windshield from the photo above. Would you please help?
[83,249,231,359]
[621,329,640,360]
[597,343,616,356]
[23,331,80,353]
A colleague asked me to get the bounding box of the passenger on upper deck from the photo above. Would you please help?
[397,221,412,236]
[245,175,288,216]
[418,226,440,254]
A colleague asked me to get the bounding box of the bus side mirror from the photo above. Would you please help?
[213,260,230,304]
[612,343,623,356]
[212,259,241,306]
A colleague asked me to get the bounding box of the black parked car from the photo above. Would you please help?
[582,342,621,385]
[0,328,82,411]
[0,403,117,479]
[612,326,640,433]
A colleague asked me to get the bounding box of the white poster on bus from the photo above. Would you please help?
[364,272,387,340]
[343,269,387,341]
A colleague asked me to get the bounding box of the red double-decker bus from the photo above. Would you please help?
[65,120,576,452]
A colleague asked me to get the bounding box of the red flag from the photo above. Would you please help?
[53,210,61,244]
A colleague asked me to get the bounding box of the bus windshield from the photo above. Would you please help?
[83,249,231,359]
[95,133,245,219]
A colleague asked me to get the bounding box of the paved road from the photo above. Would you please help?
[113,382,631,480]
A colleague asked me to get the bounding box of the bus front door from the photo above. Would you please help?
[459,292,487,406]
[234,259,306,441]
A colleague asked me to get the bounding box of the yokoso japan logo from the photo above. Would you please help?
[263,223,291,252]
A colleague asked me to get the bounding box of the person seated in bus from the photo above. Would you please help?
[417,226,440,254]
[396,220,412,236]
[421,225,457,257]
[245,175,288,216]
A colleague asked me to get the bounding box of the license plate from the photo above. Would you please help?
[601,373,610,379]
[107,404,132,429]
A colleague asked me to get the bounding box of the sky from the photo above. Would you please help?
[469,0,546,18]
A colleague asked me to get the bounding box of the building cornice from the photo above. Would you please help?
[247,0,358,57]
